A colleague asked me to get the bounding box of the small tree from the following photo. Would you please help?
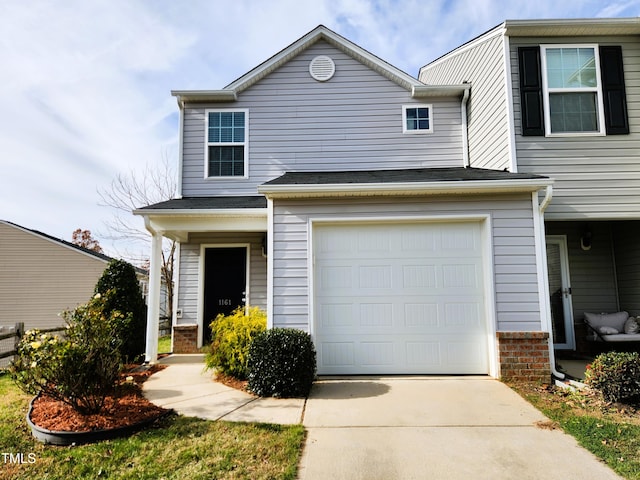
[94,259,147,362]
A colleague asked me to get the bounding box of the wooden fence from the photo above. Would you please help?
[0,323,66,362]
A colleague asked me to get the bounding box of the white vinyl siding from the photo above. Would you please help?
[512,35,640,219]
[270,195,542,333]
[420,33,511,171]
[176,233,267,332]
[181,41,464,196]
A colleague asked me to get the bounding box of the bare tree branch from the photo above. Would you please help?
[98,153,178,319]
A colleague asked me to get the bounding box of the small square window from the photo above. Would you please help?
[402,105,432,133]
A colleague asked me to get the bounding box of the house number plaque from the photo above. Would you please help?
[218,299,232,306]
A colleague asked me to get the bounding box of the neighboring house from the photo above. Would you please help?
[0,220,153,334]
[137,25,555,381]
[420,18,640,357]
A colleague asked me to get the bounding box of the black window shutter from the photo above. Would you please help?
[600,46,629,135]
[518,47,544,136]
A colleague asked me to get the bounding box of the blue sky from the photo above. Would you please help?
[1,0,639,261]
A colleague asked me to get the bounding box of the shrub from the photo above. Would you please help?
[247,328,316,398]
[585,351,640,403]
[94,259,147,362]
[205,306,267,380]
[10,294,124,414]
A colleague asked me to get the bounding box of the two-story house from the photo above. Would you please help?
[420,18,640,361]
[136,25,556,381]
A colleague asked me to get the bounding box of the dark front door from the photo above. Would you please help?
[203,247,247,345]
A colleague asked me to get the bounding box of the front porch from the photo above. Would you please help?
[134,196,268,362]
[546,220,640,357]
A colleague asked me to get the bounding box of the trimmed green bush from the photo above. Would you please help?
[206,306,267,380]
[94,259,147,362]
[10,294,124,414]
[585,351,640,403]
[247,328,316,398]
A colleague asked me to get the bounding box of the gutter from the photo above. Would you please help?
[133,207,268,217]
[258,178,552,199]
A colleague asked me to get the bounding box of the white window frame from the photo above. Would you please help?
[540,44,606,137]
[204,108,249,179]
[402,104,433,134]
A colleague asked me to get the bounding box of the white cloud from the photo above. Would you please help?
[0,0,636,259]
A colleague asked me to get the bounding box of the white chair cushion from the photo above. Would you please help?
[584,311,628,333]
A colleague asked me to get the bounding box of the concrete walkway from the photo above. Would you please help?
[142,354,305,424]
[143,355,622,480]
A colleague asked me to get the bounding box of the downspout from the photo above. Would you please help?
[536,185,566,380]
[461,85,471,168]
[176,96,185,199]
[265,197,274,329]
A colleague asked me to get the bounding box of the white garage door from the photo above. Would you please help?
[314,222,489,375]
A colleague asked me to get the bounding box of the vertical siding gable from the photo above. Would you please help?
[181,41,464,197]
[511,35,640,218]
[420,34,511,171]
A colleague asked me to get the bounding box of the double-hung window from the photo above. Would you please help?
[519,44,628,137]
[402,105,433,133]
[541,45,605,135]
[206,110,247,177]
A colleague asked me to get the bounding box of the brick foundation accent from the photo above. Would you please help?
[496,331,551,383]
[172,325,199,353]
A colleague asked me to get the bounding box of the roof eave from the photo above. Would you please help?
[224,25,424,94]
[258,179,553,199]
[171,90,238,105]
[134,208,268,241]
[412,84,470,98]
[504,17,640,37]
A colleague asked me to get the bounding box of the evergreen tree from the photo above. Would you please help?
[94,259,147,362]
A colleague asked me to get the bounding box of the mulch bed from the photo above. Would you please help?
[29,364,170,432]
[214,371,250,393]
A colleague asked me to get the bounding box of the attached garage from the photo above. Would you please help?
[259,167,554,380]
[313,221,489,375]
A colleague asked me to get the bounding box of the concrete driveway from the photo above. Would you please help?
[298,377,622,480]
[143,357,621,480]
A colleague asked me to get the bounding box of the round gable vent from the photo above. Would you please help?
[309,55,335,82]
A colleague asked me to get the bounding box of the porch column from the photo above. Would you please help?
[145,230,163,363]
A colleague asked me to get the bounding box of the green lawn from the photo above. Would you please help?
[510,382,640,479]
[158,335,172,354]
[0,373,305,480]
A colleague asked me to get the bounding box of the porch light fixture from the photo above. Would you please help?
[580,226,592,251]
